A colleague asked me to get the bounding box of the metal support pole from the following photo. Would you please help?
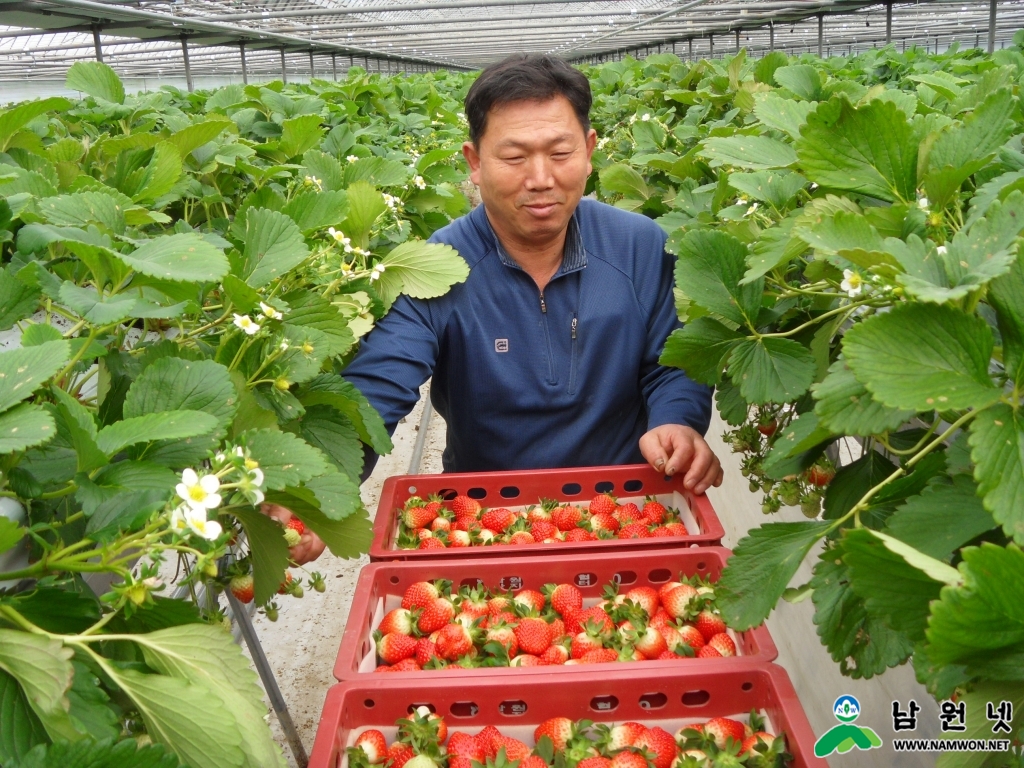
[180,35,193,92]
[688,38,693,58]
[885,1,893,44]
[332,52,337,80]
[309,50,315,78]
[735,28,740,52]
[92,24,102,62]
[709,33,714,57]
[239,42,248,84]
[988,0,997,53]
[769,22,774,51]
[227,592,309,768]
[817,14,823,57]
[280,49,287,83]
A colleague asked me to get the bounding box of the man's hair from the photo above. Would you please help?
[465,54,592,145]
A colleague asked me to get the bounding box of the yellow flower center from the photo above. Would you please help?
[188,486,207,502]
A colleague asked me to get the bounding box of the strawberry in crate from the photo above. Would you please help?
[371,572,740,671]
[395,493,692,549]
[345,710,790,768]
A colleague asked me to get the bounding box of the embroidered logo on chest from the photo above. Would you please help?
[494,339,509,353]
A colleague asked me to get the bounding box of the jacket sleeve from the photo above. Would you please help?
[638,240,714,436]
[341,294,441,480]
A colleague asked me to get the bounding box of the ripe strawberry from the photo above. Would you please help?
[388,742,414,768]
[740,732,779,754]
[283,517,305,546]
[549,616,566,638]
[662,585,699,619]
[379,608,416,636]
[641,498,667,524]
[535,717,576,750]
[481,507,516,533]
[490,735,530,761]
[624,587,659,617]
[377,633,418,664]
[540,643,569,664]
[617,502,643,524]
[571,626,606,658]
[657,581,683,602]
[485,620,518,656]
[455,518,482,533]
[633,625,668,660]
[417,597,455,633]
[704,717,745,748]
[695,610,727,642]
[577,758,612,768]
[649,609,672,630]
[514,617,554,654]
[389,658,420,672]
[431,516,451,533]
[544,583,583,616]
[354,730,388,763]
[707,632,736,657]
[509,531,535,545]
[609,751,649,768]
[634,727,678,768]
[589,493,618,517]
[451,495,481,520]
[448,732,485,761]
[565,528,596,542]
[435,624,474,660]
[649,526,672,537]
[509,653,542,666]
[805,462,835,487]
[402,581,442,610]
[520,756,548,768]
[617,523,650,539]
[488,595,513,615]
[531,520,558,540]
[589,512,620,534]
[415,637,439,667]
[448,757,473,768]
[696,644,721,658]
[602,722,647,751]
[476,725,502,755]
[419,537,446,550]
[580,648,618,663]
[576,606,614,638]
[399,705,447,746]
[402,505,438,530]
[448,530,472,547]
[664,522,688,537]
[513,589,546,613]
[676,624,706,653]
[229,574,254,604]
[491,610,519,627]
[552,504,584,532]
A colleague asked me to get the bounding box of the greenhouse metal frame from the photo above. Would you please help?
[1,0,1024,88]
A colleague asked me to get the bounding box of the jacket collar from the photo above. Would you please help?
[473,204,588,276]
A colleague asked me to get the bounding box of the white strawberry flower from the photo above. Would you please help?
[279,340,290,351]
[176,468,222,512]
[184,507,223,541]
[597,137,610,150]
[369,264,386,282]
[346,155,360,163]
[841,269,864,298]
[936,245,947,255]
[641,113,651,121]
[259,301,283,320]
[248,466,265,487]
[413,175,426,190]
[744,202,759,217]
[233,314,261,335]
[629,114,637,124]
[917,196,930,210]
[169,505,190,534]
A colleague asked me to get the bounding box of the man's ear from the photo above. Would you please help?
[584,129,597,175]
[463,141,482,186]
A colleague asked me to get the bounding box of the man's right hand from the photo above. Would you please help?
[260,502,327,565]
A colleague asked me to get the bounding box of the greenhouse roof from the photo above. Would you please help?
[1,0,1023,81]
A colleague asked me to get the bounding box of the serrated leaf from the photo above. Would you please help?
[242,208,309,289]
[797,209,900,271]
[375,240,469,308]
[167,120,232,158]
[242,428,330,489]
[58,284,136,325]
[969,404,1024,544]
[812,359,914,436]
[221,274,261,314]
[842,304,997,412]
[700,135,797,170]
[884,476,995,561]
[674,229,762,327]
[774,64,822,100]
[231,506,290,606]
[753,93,816,140]
[966,169,1024,228]
[0,267,40,332]
[278,115,323,159]
[65,662,118,743]
[301,149,344,191]
[94,410,218,455]
[989,255,1024,384]
[99,665,245,768]
[0,517,25,555]
[343,181,387,244]
[117,233,229,284]
[599,164,653,199]
[796,98,918,203]
[727,337,816,404]
[659,318,742,386]
[716,521,829,630]
[0,341,69,415]
[934,682,1024,768]
[344,157,410,187]
[281,189,348,233]
[925,543,1024,681]
[0,98,71,153]
[0,404,58,455]
[822,449,897,526]
[80,460,177,535]
[36,192,125,234]
[266,485,372,559]
[8,736,182,768]
[297,405,363,481]
[134,143,181,205]
[281,290,354,357]
[0,668,48,764]
[65,62,124,104]
[305,471,362,521]
[50,388,105,473]
[0,631,75,743]
[843,528,951,643]
[728,170,806,210]
[741,217,806,284]
[298,375,392,454]
[714,375,748,426]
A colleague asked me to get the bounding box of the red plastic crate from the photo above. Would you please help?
[309,664,827,768]
[335,547,775,680]
[370,464,724,560]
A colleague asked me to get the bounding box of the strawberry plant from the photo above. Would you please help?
[0,61,473,766]
[585,43,1024,757]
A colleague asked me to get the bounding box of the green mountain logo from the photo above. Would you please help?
[814,695,883,757]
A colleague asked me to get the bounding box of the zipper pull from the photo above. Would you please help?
[571,315,578,339]
[539,293,547,313]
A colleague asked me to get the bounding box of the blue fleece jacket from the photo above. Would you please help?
[342,198,713,473]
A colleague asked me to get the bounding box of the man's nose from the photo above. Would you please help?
[523,155,555,190]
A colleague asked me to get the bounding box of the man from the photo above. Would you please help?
[273,55,722,562]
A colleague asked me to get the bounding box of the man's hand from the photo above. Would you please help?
[639,424,724,495]
[260,502,327,565]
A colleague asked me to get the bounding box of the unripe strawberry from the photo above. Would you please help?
[229,574,254,604]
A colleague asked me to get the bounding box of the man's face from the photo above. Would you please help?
[463,95,597,248]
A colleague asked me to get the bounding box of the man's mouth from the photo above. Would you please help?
[523,202,559,216]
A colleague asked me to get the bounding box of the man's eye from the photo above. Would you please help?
[552,152,572,160]
[502,156,525,163]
